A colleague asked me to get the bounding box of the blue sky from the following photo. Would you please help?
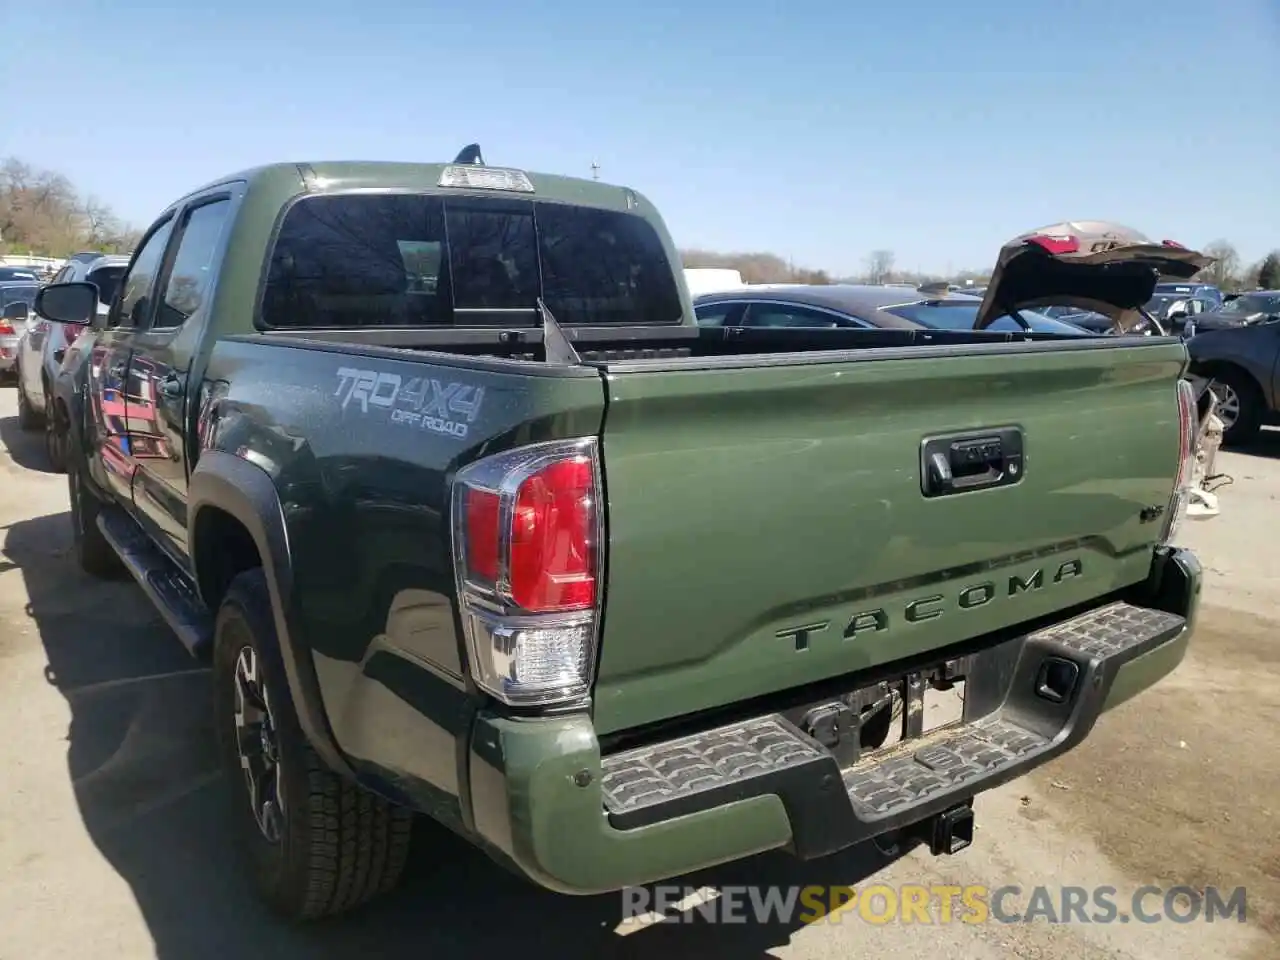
[5,0,1278,275]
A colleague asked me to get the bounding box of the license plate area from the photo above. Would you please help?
[780,657,971,770]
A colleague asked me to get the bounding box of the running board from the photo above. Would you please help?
[97,509,215,659]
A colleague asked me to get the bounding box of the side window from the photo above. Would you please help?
[741,303,848,328]
[112,218,175,328]
[693,302,743,327]
[153,198,231,329]
[52,265,73,284]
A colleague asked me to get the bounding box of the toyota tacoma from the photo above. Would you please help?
[35,158,1205,920]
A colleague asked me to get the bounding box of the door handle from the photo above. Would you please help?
[921,428,1024,497]
[158,374,185,401]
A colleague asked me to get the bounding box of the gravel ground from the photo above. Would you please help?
[0,386,1275,960]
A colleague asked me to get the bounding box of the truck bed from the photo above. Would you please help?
[207,325,1187,738]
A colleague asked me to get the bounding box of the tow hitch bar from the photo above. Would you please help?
[923,802,975,855]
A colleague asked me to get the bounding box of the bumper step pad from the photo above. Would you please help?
[599,601,1185,851]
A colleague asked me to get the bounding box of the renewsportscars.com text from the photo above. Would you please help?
[620,884,1248,926]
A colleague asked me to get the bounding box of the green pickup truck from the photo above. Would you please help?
[35,153,1204,920]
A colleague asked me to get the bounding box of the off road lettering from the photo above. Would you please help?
[334,368,484,439]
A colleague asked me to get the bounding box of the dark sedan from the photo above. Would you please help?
[1186,291,1280,334]
[0,266,43,282]
[693,284,1093,335]
[1186,316,1280,444]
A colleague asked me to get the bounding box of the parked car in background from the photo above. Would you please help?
[1153,281,1223,307]
[1185,291,1280,334]
[0,281,40,376]
[1144,292,1217,335]
[1032,305,1116,334]
[0,265,44,282]
[694,284,1093,334]
[16,254,130,469]
[1187,318,1280,444]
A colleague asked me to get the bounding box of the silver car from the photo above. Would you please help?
[16,255,129,469]
[0,281,41,374]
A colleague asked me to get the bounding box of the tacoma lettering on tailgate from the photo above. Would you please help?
[778,559,1083,650]
[334,367,484,439]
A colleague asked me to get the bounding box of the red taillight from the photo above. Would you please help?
[1175,378,1195,487]
[452,438,602,707]
[465,488,501,582]
[1026,234,1080,256]
[509,457,596,612]
[0,322,13,336]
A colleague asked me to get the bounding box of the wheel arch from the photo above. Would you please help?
[189,450,351,777]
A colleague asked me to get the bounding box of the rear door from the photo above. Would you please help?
[86,215,176,503]
[127,189,237,564]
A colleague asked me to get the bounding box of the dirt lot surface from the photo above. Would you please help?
[0,386,1275,960]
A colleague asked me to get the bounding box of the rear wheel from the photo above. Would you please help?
[45,400,70,473]
[68,455,127,578]
[1211,369,1264,446]
[212,569,413,920]
[16,377,41,430]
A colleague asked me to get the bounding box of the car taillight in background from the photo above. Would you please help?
[451,437,603,707]
[0,322,14,337]
[1159,379,1197,545]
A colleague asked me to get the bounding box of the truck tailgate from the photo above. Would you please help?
[591,340,1187,735]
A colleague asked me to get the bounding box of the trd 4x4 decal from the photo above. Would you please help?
[334,367,484,439]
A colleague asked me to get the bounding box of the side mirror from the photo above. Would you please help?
[1169,310,1189,322]
[34,282,98,327]
[2,301,30,322]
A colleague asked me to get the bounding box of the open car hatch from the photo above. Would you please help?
[975,221,1214,333]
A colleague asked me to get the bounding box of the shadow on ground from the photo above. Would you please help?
[1229,426,1280,460]
[4,510,908,960]
[0,412,57,474]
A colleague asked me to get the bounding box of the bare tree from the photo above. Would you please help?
[680,248,828,284]
[0,156,138,256]
[1198,240,1240,289]
[1257,251,1280,290]
[864,249,895,285]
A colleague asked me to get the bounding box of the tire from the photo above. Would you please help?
[16,376,41,430]
[68,455,127,579]
[1212,368,1264,447]
[45,402,69,473]
[213,569,413,920]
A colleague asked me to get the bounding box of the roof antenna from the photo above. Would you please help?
[537,297,581,366]
[454,143,484,165]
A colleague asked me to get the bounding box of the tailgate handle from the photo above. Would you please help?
[921,427,1024,497]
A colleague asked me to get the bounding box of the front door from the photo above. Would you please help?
[86,215,176,503]
[127,193,236,565]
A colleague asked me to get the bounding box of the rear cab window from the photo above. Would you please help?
[259,193,683,329]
